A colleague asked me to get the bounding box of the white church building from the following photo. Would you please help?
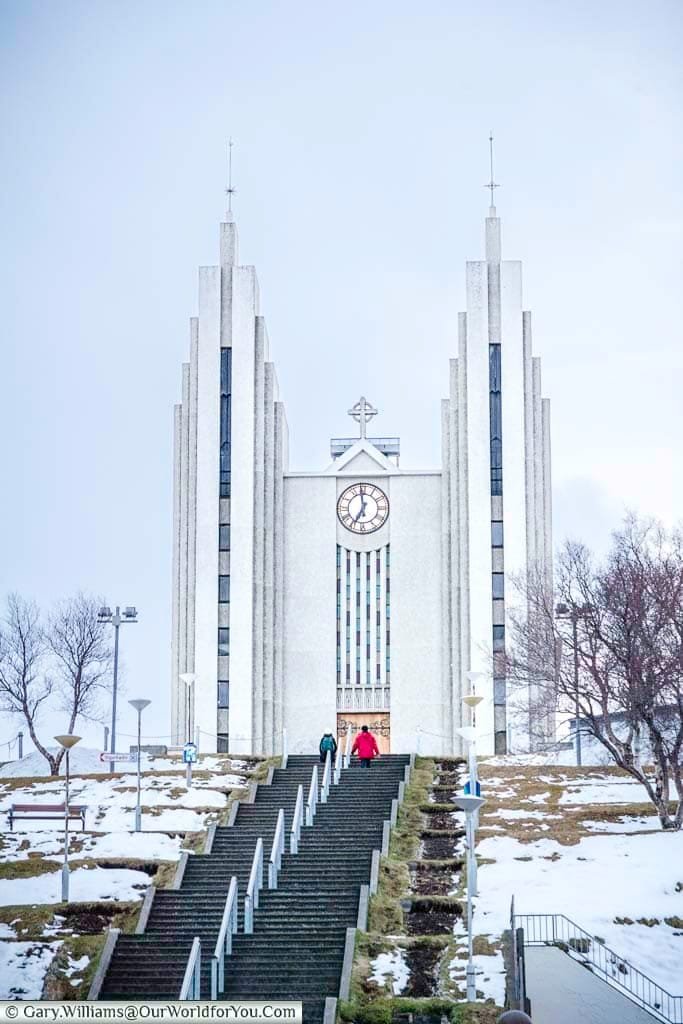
[170,195,553,757]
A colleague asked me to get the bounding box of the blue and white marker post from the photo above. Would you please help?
[183,741,198,789]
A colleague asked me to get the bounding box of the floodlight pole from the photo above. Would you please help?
[98,605,138,773]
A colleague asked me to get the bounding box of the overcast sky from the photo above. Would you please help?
[1,0,681,756]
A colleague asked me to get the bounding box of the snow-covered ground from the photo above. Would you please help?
[0,866,151,907]
[370,950,409,995]
[474,767,683,995]
[0,747,250,780]
[0,941,62,998]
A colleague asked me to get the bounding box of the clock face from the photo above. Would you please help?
[337,483,389,534]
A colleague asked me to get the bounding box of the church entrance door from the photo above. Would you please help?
[337,713,391,755]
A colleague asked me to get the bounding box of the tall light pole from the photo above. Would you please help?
[98,605,138,773]
[555,603,590,767]
[128,699,151,832]
[54,734,81,903]
[453,794,485,1002]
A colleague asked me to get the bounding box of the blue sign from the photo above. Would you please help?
[182,742,198,764]
[463,779,481,797]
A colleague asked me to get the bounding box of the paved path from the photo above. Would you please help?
[525,946,658,1023]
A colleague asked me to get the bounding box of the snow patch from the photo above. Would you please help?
[370,950,409,995]
[0,866,149,907]
[0,941,62,999]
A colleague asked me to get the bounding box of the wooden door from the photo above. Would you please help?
[337,712,391,754]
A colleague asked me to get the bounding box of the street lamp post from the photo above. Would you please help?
[128,699,151,832]
[555,603,591,767]
[453,794,485,1002]
[98,605,138,773]
[54,734,81,903]
[179,674,196,789]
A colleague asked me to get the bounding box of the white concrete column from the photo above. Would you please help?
[522,311,536,577]
[252,317,266,753]
[440,397,452,750]
[456,312,470,755]
[171,403,183,744]
[263,363,276,753]
[186,318,199,691]
[273,400,287,748]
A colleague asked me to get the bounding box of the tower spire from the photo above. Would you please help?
[484,131,499,216]
[225,137,236,221]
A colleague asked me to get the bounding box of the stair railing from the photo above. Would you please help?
[333,744,342,785]
[514,906,683,1023]
[210,876,238,998]
[244,837,264,934]
[268,809,285,889]
[343,727,353,768]
[282,728,288,769]
[320,749,332,803]
[290,784,304,854]
[178,936,201,999]
[305,764,319,825]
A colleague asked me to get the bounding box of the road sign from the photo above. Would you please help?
[182,742,198,764]
[99,752,135,763]
[463,779,481,797]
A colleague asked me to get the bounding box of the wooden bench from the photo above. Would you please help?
[8,803,87,831]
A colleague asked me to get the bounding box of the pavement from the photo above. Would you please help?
[525,945,660,1024]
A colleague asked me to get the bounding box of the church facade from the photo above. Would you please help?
[170,202,552,757]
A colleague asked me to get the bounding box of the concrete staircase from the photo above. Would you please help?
[99,753,409,1023]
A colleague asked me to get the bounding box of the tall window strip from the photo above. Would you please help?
[336,546,342,689]
[376,550,381,682]
[345,549,351,684]
[366,552,371,684]
[385,543,391,682]
[355,551,361,684]
[489,344,503,496]
[217,347,232,753]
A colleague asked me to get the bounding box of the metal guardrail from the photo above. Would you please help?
[290,784,304,854]
[333,745,342,785]
[244,837,264,934]
[268,809,285,889]
[178,936,201,999]
[515,906,683,1023]
[305,764,319,826]
[211,877,238,998]
[321,749,332,803]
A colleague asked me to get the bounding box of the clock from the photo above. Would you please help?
[337,483,389,534]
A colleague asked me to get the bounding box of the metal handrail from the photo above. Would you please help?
[282,728,288,769]
[290,784,304,854]
[210,877,238,998]
[268,809,285,889]
[515,908,683,1023]
[305,763,319,825]
[244,837,263,934]
[333,743,342,785]
[321,749,332,803]
[343,727,352,768]
[178,936,201,999]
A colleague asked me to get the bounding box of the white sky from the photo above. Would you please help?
[1,0,681,753]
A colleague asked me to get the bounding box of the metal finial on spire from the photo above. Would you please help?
[225,138,236,215]
[484,130,499,210]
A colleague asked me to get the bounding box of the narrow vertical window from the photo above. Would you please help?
[489,344,503,496]
[220,349,232,498]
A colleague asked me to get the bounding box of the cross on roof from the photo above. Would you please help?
[348,396,378,439]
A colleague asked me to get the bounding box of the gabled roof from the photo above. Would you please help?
[323,437,399,476]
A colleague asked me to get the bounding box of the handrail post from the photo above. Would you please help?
[290,784,303,854]
[244,837,264,934]
[269,809,285,889]
[306,764,318,826]
[343,727,352,768]
[211,876,238,998]
[179,937,201,999]
[321,749,332,803]
[333,741,342,785]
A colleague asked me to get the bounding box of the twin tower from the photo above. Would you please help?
[171,202,553,757]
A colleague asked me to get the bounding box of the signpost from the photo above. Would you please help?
[183,742,198,789]
[99,752,135,765]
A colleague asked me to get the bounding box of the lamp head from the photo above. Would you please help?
[123,606,137,619]
[452,795,485,814]
[463,694,484,709]
[98,606,112,621]
[129,699,151,713]
[466,670,485,682]
[179,673,196,686]
[54,734,81,751]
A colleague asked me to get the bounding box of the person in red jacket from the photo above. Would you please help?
[351,725,380,768]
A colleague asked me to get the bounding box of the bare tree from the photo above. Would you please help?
[0,593,113,776]
[0,594,58,772]
[507,516,683,830]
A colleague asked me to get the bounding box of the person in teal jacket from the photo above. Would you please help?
[319,731,338,765]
